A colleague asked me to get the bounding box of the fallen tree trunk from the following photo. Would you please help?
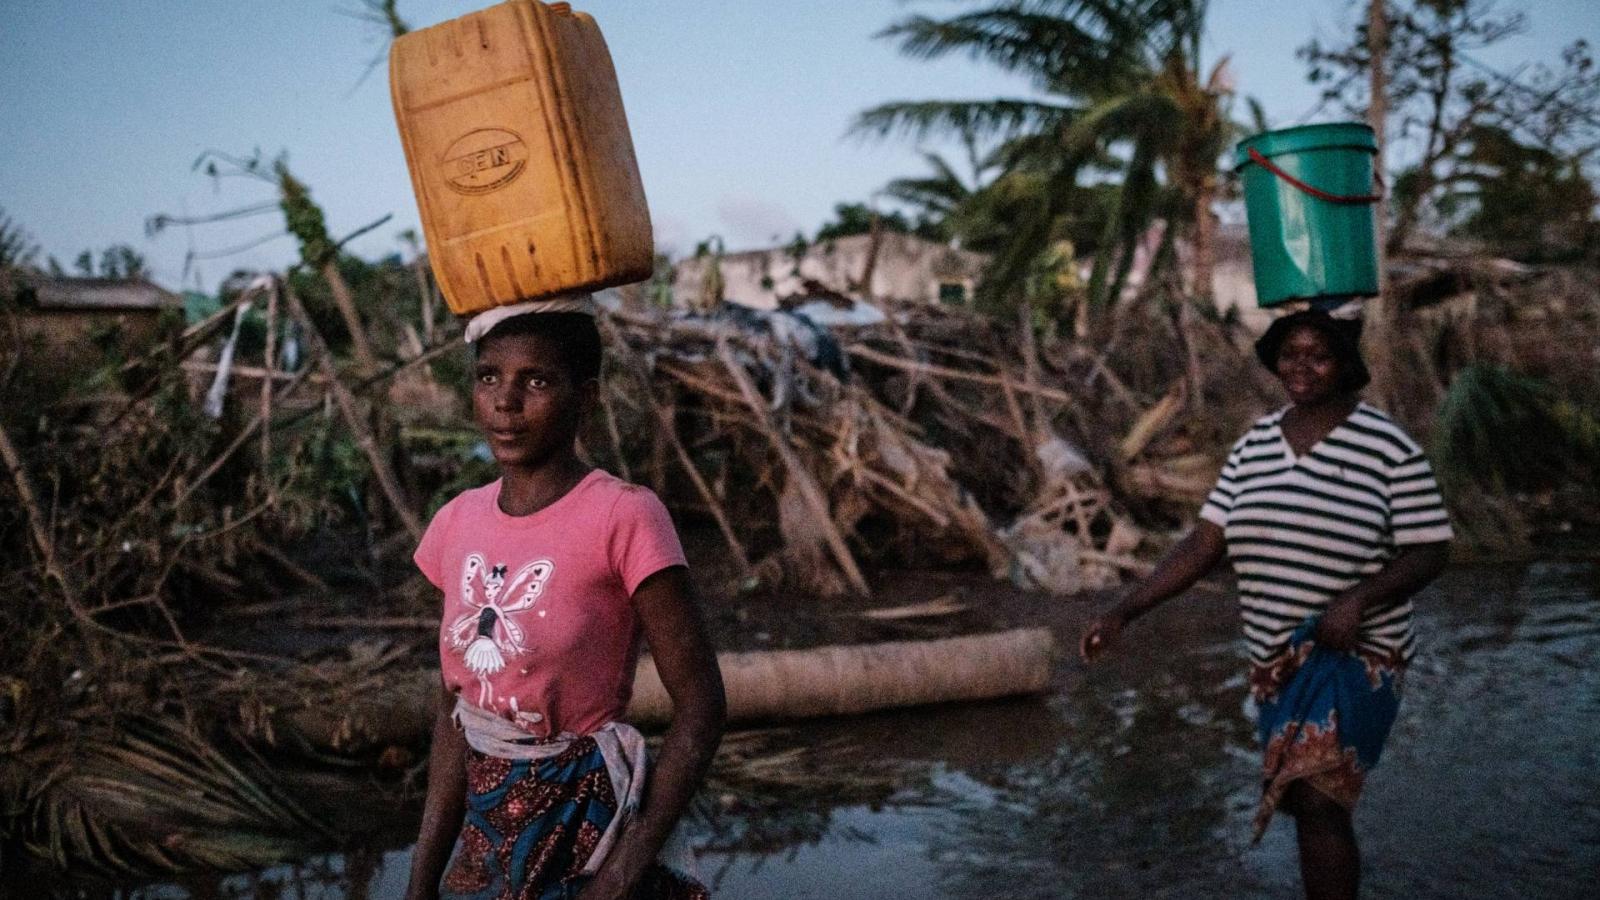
[273,628,1056,751]
[628,627,1056,726]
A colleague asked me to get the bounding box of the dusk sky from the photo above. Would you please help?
[3,0,1595,292]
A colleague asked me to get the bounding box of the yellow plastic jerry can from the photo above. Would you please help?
[389,0,653,316]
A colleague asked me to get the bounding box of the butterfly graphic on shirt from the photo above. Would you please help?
[449,554,554,706]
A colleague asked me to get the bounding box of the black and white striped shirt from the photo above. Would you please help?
[1200,402,1453,666]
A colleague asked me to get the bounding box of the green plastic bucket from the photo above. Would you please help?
[1234,123,1381,307]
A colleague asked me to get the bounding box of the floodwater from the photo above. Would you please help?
[110,561,1599,898]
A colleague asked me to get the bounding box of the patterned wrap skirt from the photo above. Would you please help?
[441,738,709,900]
[1249,616,1404,841]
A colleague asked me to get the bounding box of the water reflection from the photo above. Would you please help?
[100,562,1600,899]
[698,562,1600,899]
[1352,562,1600,900]
[920,658,1274,899]
[109,847,410,900]
[690,699,1071,898]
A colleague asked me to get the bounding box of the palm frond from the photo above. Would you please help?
[1058,90,1183,157]
[884,151,978,219]
[990,128,1113,175]
[850,98,1076,143]
[7,717,327,877]
[880,7,1134,92]
[917,149,971,192]
[884,179,964,218]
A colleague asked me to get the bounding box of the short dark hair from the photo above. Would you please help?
[475,311,603,382]
[1254,309,1371,392]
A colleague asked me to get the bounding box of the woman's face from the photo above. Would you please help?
[1275,325,1343,407]
[472,332,591,470]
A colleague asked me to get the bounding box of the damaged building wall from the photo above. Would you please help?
[672,232,989,310]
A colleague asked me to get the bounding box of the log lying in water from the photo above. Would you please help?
[628,627,1056,727]
[276,628,1056,751]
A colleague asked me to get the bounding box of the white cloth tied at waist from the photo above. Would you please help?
[451,698,696,880]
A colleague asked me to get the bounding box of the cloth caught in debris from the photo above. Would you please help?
[463,293,597,343]
[1250,617,1403,842]
[202,301,252,419]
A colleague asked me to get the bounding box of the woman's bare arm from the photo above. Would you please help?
[404,681,468,900]
[1316,541,1450,650]
[578,565,726,899]
[1081,520,1226,661]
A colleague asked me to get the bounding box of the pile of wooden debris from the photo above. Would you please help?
[584,294,1258,597]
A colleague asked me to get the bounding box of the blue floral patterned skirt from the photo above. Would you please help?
[1250,617,1405,840]
[440,738,707,900]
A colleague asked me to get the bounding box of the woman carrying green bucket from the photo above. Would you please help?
[1081,124,1454,900]
[1236,122,1387,313]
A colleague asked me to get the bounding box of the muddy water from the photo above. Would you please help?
[116,562,1599,898]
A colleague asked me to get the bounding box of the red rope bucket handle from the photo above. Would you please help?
[1247,147,1383,205]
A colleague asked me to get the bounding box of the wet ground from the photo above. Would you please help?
[108,560,1600,898]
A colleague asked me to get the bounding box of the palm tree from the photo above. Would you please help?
[885,134,1123,324]
[853,0,1235,325]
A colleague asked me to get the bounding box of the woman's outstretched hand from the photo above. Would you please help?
[1078,522,1225,665]
[1079,610,1127,662]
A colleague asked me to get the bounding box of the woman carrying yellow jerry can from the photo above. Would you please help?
[391,3,723,898]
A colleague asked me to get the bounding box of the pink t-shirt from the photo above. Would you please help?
[413,470,686,738]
